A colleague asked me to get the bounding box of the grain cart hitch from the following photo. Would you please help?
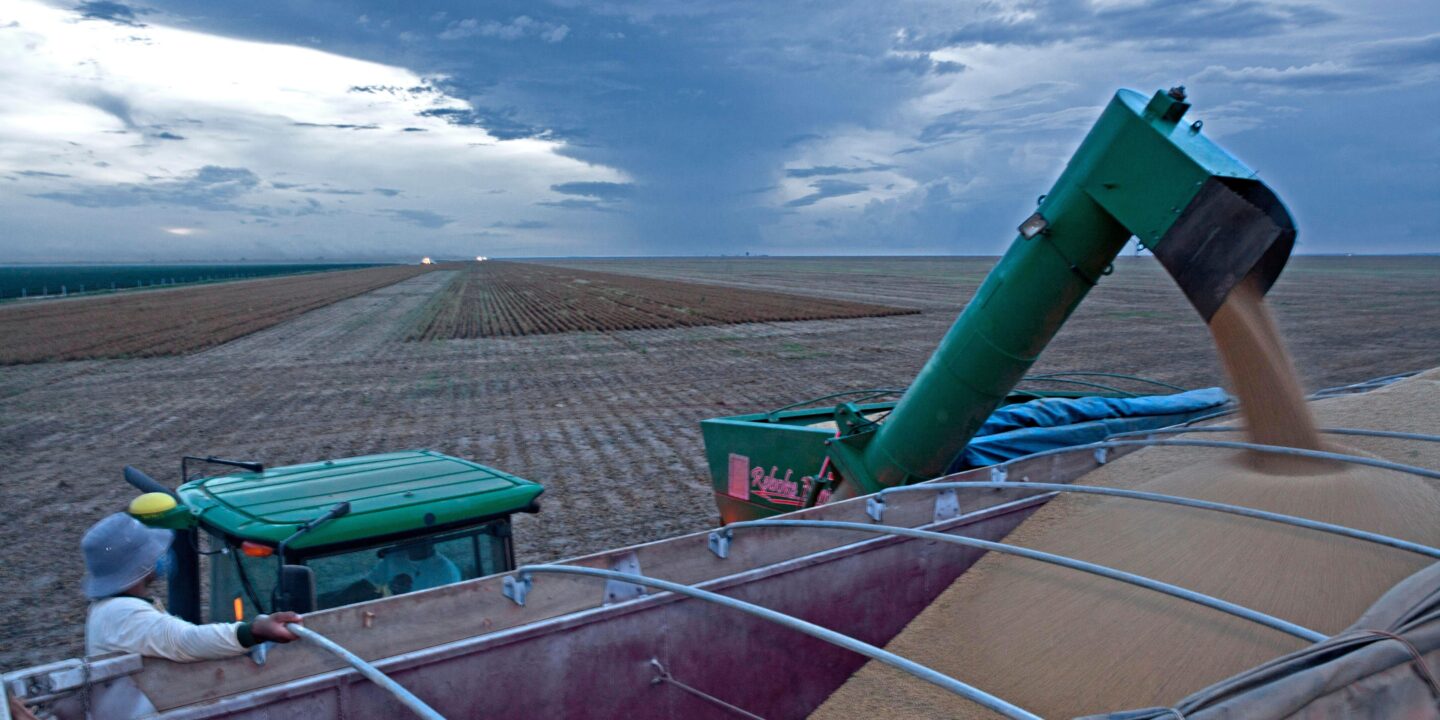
[703,87,1297,519]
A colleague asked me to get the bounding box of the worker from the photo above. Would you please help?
[82,513,302,662]
[368,540,460,596]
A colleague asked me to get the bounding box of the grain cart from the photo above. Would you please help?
[13,88,1437,720]
[122,450,543,623]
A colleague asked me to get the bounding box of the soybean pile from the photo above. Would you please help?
[814,283,1440,718]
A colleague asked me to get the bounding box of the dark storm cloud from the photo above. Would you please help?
[15,170,71,178]
[293,122,380,130]
[348,84,437,95]
[784,179,868,208]
[152,131,185,140]
[782,133,824,148]
[11,0,1435,257]
[550,181,635,199]
[270,181,363,195]
[918,111,976,144]
[1192,63,1374,91]
[380,208,454,228]
[77,1,150,28]
[785,163,895,179]
[536,198,620,212]
[81,91,139,129]
[300,187,363,195]
[437,16,570,43]
[902,0,1337,50]
[35,166,261,211]
[876,53,965,76]
[418,107,547,141]
[489,220,549,229]
[1352,33,1440,68]
[1194,33,1440,92]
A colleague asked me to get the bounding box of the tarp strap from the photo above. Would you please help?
[1352,629,1440,699]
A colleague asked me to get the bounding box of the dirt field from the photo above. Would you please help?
[0,264,431,364]
[408,261,915,339]
[0,255,1436,669]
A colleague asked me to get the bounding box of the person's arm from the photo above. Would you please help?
[95,598,301,662]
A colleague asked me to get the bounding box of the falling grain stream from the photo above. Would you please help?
[814,281,1440,719]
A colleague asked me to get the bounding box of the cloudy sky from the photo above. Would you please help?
[0,0,1435,261]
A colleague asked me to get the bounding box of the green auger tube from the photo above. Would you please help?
[824,87,1296,498]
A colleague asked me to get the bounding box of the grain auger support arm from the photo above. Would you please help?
[823,87,1296,499]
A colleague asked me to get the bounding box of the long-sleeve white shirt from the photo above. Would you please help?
[86,596,248,662]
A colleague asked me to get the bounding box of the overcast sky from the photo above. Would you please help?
[0,0,1436,261]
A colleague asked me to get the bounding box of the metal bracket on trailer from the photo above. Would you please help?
[866,489,960,524]
[604,551,648,605]
[502,572,532,606]
[708,529,733,559]
[932,489,961,523]
[865,495,886,522]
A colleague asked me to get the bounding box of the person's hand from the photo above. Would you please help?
[252,612,303,643]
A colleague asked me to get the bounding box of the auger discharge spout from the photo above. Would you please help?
[823,88,1296,498]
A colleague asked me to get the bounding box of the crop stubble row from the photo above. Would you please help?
[0,265,432,364]
[407,261,919,340]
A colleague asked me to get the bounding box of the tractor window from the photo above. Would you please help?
[308,519,512,610]
[206,529,278,623]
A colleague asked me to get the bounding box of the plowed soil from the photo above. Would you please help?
[407,261,917,339]
[0,255,1436,670]
[0,265,433,364]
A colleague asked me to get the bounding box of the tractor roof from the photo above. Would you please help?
[177,450,543,551]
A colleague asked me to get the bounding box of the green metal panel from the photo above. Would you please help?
[701,404,892,522]
[1081,90,1253,247]
[177,450,543,550]
[703,393,1081,522]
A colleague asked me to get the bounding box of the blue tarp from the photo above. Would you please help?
[952,388,1230,471]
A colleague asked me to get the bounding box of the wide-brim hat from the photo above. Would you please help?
[82,513,174,599]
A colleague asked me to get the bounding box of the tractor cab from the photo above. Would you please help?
[126,450,542,623]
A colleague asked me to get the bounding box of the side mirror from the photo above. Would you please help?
[274,565,317,613]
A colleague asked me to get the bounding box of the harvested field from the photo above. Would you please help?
[0,264,431,364]
[406,260,918,339]
[0,256,1435,670]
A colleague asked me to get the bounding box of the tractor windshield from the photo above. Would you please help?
[208,518,514,620]
[308,519,513,608]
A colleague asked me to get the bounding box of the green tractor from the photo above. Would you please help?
[124,450,543,623]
